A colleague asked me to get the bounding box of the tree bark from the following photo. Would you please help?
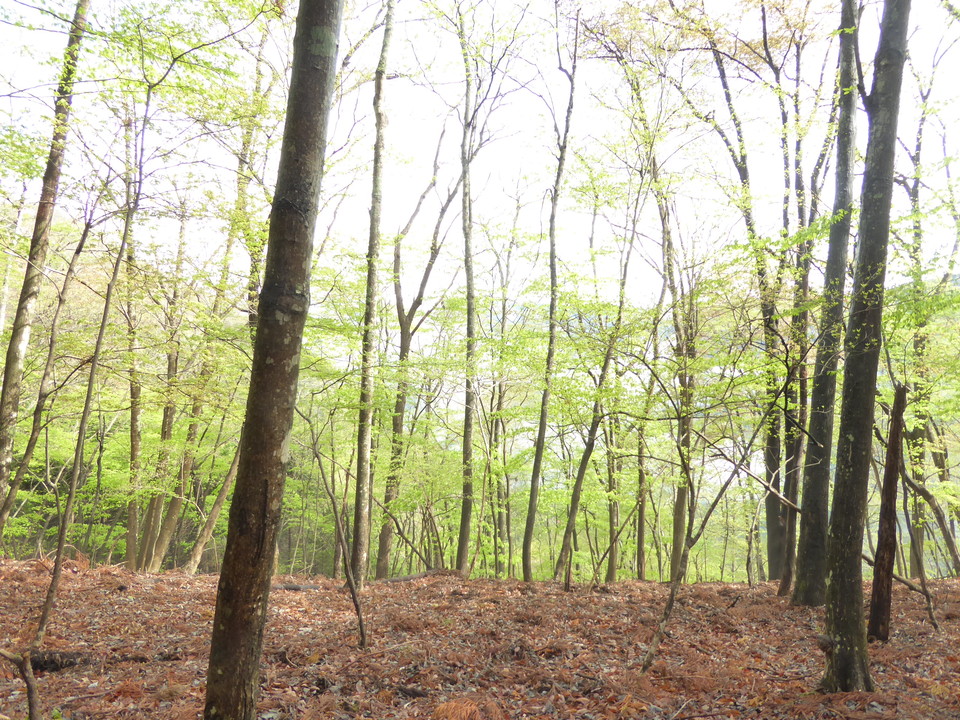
[793,0,859,607]
[203,1,343,717]
[822,0,911,693]
[868,384,907,642]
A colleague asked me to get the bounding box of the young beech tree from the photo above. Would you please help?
[351,0,395,590]
[375,150,465,579]
[822,0,911,693]
[522,5,578,583]
[204,1,343,717]
[445,0,526,574]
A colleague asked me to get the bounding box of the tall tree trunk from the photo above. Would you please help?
[204,1,343,716]
[793,0,859,607]
[711,34,785,583]
[899,81,936,578]
[822,0,910,692]
[117,113,147,571]
[636,426,647,580]
[490,382,507,577]
[596,42,671,586]
[375,335,407,581]
[352,0,395,589]
[662,190,694,584]
[522,17,577,581]
[0,0,90,513]
[144,207,190,572]
[454,5,477,575]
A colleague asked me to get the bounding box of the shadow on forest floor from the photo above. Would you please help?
[1,559,958,719]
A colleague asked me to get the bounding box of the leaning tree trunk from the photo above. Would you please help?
[0,219,91,535]
[0,0,90,511]
[203,1,343,718]
[4,212,127,720]
[554,247,630,580]
[822,0,911,693]
[183,443,241,575]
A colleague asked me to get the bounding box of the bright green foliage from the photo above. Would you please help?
[0,0,957,585]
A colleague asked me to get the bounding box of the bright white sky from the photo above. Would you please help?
[1,0,958,313]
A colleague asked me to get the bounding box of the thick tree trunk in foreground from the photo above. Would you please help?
[793,0,859,608]
[822,0,910,693]
[868,384,907,642]
[0,0,90,514]
[204,2,343,718]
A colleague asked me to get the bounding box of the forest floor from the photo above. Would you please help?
[0,559,958,719]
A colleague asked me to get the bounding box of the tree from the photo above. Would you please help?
[351,0,395,590]
[639,1,839,581]
[454,0,479,575]
[553,210,633,581]
[0,206,127,720]
[522,4,577,583]
[867,383,907,642]
[792,0,859,607]
[374,137,462,579]
[203,1,344,717]
[0,206,105,535]
[0,0,91,524]
[822,0,912,693]
[447,0,525,574]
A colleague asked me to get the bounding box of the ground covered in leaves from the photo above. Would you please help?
[1,560,958,719]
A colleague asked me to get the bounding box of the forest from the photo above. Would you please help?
[0,0,959,717]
